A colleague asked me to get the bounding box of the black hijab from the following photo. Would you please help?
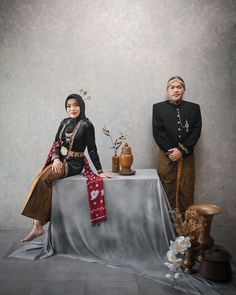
[65,94,86,120]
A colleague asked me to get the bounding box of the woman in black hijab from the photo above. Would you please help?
[21,94,110,242]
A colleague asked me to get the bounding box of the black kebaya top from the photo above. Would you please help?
[52,117,103,176]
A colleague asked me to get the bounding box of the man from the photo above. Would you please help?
[152,76,202,212]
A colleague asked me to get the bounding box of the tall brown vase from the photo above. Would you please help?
[183,246,196,274]
[112,155,120,173]
[187,204,222,261]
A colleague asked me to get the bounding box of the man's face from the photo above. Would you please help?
[167,82,185,103]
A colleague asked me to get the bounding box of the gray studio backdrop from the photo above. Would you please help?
[0,0,235,228]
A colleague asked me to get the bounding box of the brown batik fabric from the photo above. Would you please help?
[157,150,195,212]
[21,163,65,223]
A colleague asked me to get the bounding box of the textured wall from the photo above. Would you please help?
[0,0,236,228]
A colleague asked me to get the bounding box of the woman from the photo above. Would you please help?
[21,93,110,242]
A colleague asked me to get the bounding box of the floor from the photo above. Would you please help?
[0,225,235,295]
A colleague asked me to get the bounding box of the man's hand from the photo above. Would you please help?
[167,148,182,161]
[52,158,63,174]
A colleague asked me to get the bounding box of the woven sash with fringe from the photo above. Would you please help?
[43,140,107,225]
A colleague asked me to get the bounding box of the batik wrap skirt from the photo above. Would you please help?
[157,150,195,212]
[21,164,65,223]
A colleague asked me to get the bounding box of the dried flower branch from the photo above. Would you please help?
[102,126,127,156]
[173,209,206,243]
[79,89,91,100]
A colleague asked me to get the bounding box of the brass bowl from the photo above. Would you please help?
[188,204,222,216]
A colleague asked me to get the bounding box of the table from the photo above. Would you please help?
[49,169,175,277]
[11,169,234,294]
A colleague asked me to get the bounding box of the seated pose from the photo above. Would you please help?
[152,76,202,212]
[21,93,110,242]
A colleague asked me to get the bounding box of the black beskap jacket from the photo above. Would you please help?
[152,100,202,156]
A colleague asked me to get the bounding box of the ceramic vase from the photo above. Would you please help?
[119,143,133,174]
[183,246,196,274]
[112,155,120,173]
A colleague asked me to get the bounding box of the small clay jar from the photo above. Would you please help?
[119,143,133,173]
[199,246,232,282]
[112,155,120,173]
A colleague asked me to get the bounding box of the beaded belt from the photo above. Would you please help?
[67,151,84,158]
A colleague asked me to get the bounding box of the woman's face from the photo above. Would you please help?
[66,98,81,118]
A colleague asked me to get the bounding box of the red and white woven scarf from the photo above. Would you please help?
[83,156,107,225]
[43,140,107,226]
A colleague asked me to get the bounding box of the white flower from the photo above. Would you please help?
[164,262,177,272]
[169,240,179,255]
[176,236,191,253]
[170,236,191,255]
[174,273,181,279]
[165,236,191,284]
[173,258,183,267]
[166,251,183,271]
[167,250,176,263]
[167,251,183,266]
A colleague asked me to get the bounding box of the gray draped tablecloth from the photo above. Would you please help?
[10,169,236,294]
[51,169,174,265]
